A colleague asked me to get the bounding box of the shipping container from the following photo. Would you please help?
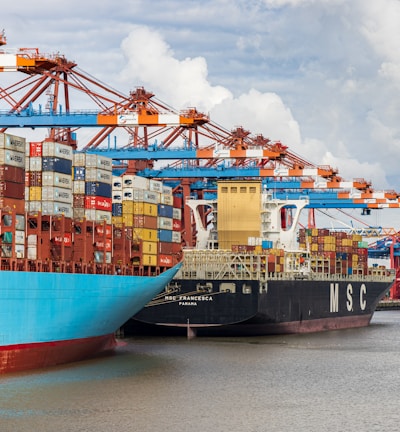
[84,195,112,212]
[42,186,73,204]
[42,157,72,175]
[41,201,73,217]
[29,157,42,172]
[160,193,173,205]
[0,181,25,199]
[112,202,122,216]
[84,209,112,224]
[158,216,173,230]
[122,174,149,190]
[74,153,112,171]
[42,171,73,189]
[0,133,26,153]
[85,181,112,198]
[159,229,173,243]
[73,166,85,181]
[149,179,163,193]
[142,241,158,255]
[85,168,112,183]
[73,180,85,194]
[42,142,73,160]
[28,142,42,157]
[0,165,25,183]
[29,186,42,201]
[158,204,174,218]
[0,149,25,168]
[112,176,122,190]
[133,215,158,229]
[158,254,173,267]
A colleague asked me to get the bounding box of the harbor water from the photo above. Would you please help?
[2,311,400,432]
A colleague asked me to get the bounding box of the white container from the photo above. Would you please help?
[84,209,111,223]
[42,141,73,160]
[29,156,42,172]
[73,180,85,194]
[27,245,37,260]
[122,174,149,190]
[27,234,37,246]
[41,201,73,217]
[0,149,25,168]
[27,201,42,212]
[112,193,123,203]
[75,153,112,171]
[15,230,25,245]
[0,133,26,153]
[160,194,173,205]
[16,215,25,230]
[172,231,181,243]
[42,172,73,189]
[42,186,73,204]
[73,208,85,220]
[143,190,159,204]
[149,179,163,193]
[15,244,25,258]
[112,176,123,190]
[85,167,112,183]
[158,217,173,230]
[172,208,182,220]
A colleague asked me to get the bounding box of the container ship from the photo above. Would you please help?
[130,180,395,336]
[0,133,182,373]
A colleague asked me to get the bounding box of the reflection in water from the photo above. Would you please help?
[1,311,400,432]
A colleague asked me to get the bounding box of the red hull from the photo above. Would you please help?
[0,334,117,374]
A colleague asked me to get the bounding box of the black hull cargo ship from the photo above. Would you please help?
[127,181,395,337]
[129,249,394,336]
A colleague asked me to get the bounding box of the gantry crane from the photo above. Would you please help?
[2,32,400,294]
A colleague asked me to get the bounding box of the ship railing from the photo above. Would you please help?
[265,271,394,282]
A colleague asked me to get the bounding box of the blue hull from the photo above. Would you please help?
[0,263,181,372]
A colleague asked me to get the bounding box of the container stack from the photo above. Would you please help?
[0,133,26,258]
[73,153,113,223]
[298,228,369,275]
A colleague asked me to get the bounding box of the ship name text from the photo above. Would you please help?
[330,283,367,313]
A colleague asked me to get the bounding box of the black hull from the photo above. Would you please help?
[128,277,393,336]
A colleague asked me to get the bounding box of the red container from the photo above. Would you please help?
[159,241,173,255]
[52,232,72,247]
[29,142,43,157]
[133,215,157,229]
[0,165,25,184]
[158,254,173,267]
[0,197,24,213]
[173,196,183,208]
[26,171,42,187]
[94,239,112,252]
[73,194,85,208]
[84,195,112,212]
[172,219,181,231]
[95,225,112,238]
[0,181,25,199]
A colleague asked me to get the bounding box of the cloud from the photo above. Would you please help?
[119,26,232,113]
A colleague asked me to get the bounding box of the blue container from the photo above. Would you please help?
[158,229,173,243]
[262,240,273,250]
[74,166,85,181]
[158,204,173,218]
[85,181,112,198]
[112,203,123,216]
[42,157,72,175]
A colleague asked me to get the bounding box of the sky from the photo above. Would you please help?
[3,0,400,229]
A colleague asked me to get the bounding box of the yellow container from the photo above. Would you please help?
[29,186,42,201]
[143,254,158,266]
[111,216,123,226]
[122,201,134,214]
[142,240,158,255]
[122,213,133,227]
[134,228,158,241]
